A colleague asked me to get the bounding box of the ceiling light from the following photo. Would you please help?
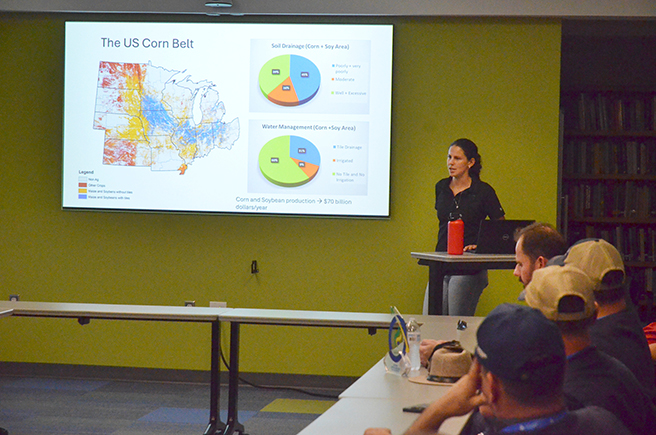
[205,0,233,7]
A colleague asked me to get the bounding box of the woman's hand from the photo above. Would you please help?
[463,244,477,252]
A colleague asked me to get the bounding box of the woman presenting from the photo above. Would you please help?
[434,138,505,315]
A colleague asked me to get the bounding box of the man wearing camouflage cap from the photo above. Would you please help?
[548,238,654,391]
[524,264,656,435]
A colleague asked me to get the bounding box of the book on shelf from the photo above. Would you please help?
[614,97,624,131]
[646,268,654,305]
[625,181,636,218]
[615,226,624,261]
[653,95,656,131]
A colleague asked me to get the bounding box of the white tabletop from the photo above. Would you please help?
[340,360,454,401]
[297,396,469,435]
[219,308,394,328]
[411,314,482,352]
[0,301,230,322]
[341,315,482,400]
[323,315,482,435]
[411,251,515,263]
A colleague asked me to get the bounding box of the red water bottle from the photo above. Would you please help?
[448,219,464,255]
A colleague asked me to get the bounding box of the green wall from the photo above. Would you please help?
[0,14,561,377]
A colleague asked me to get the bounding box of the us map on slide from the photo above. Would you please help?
[93,61,240,175]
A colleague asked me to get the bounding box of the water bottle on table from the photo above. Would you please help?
[407,317,421,377]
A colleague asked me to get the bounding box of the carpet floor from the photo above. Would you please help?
[0,375,339,435]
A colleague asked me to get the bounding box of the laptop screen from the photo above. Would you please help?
[475,220,535,254]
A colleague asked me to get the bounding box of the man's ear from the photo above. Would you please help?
[485,372,503,405]
[535,256,548,269]
[485,371,502,405]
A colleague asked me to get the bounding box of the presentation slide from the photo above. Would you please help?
[62,22,393,218]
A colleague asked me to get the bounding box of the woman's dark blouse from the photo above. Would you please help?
[434,177,505,251]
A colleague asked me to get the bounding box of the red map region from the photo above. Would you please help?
[98,61,145,90]
[103,139,137,166]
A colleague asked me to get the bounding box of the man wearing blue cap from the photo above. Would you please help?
[365,304,630,435]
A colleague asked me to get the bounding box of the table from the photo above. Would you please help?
[0,301,230,435]
[218,308,396,435]
[339,314,481,400]
[0,309,13,318]
[411,252,516,315]
[297,397,469,435]
[300,314,483,435]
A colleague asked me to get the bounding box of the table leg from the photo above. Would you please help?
[428,262,445,315]
[223,322,246,435]
[204,321,226,435]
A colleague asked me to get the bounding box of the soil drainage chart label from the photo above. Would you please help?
[258,136,321,187]
[259,55,321,106]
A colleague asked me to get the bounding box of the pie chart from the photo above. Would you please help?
[258,136,321,187]
[258,55,321,106]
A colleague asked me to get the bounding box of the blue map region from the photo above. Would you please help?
[142,94,177,136]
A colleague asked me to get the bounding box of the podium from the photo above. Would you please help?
[411,252,516,315]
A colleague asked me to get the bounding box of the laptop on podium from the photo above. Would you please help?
[474,220,535,254]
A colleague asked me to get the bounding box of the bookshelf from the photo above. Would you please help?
[560,90,656,321]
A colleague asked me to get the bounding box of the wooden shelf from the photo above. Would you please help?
[565,130,656,138]
[625,261,656,269]
[563,174,656,181]
[569,217,656,224]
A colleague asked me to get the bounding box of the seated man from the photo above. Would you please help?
[365,304,631,435]
[523,265,656,435]
[548,238,654,393]
[513,222,567,287]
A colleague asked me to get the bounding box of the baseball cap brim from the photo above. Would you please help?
[547,254,566,267]
[518,254,567,301]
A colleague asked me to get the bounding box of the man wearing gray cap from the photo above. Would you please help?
[365,304,630,435]
[547,238,654,391]
[524,265,656,435]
